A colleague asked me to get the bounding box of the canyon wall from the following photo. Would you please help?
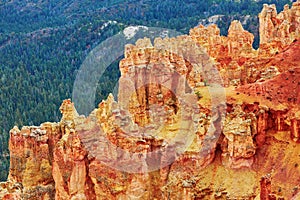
[1,1,300,200]
[2,97,299,199]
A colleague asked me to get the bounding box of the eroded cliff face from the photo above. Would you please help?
[259,1,300,56]
[1,2,300,200]
[1,123,61,199]
[190,20,257,87]
[190,0,300,87]
[2,87,300,199]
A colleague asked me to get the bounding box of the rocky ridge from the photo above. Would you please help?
[1,1,300,200]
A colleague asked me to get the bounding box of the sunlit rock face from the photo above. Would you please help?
[118,36,219,127]
[221,105,257,168]
[259,1,300,57]
[190,20,255,60]
[2,2,300,200]
[189,1,300,87]
[190,20,258,87]
[4,123,59,199]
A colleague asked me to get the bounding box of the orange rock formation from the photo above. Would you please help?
[1,2,300,200]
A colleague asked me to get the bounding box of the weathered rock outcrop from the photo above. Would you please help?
[189,1,300,87]
[2,2,300,200]
[259,1,300,57]
[52,100,96,200]
[190,20,256,60]
[237,67,300,144]
[118,36,224,126]
[260,175,273,200]
[3,123,60,199]
[222,105,257,168]
[190,20,257,86]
